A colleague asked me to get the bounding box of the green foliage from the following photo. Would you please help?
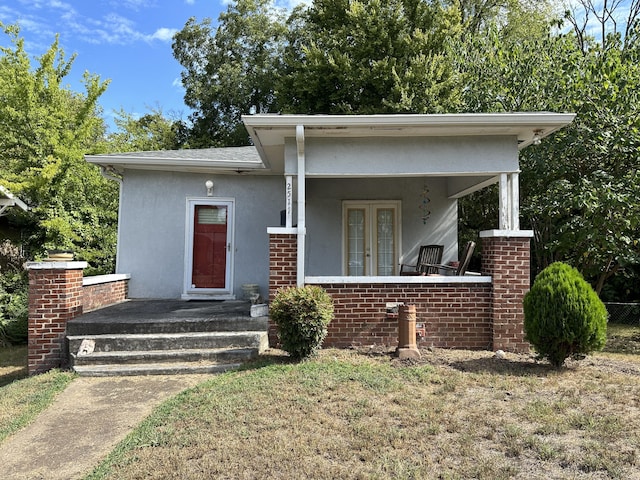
[172,0,287,147]
[281,0,462,114]
[270,286,334,360]
[0,241,28,346]
[106,108,189,152]
[0,23,117,273]
[523,262,608,367]
[455,7,640,295]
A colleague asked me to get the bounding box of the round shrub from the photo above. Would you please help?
[523,262,608,367]
[270,285,334,360]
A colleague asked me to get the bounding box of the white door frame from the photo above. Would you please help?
[182,197,235,300]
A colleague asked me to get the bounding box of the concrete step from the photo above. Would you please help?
[71,347,259,366]
[73,361,243,377]
[68,331,268,354]
[67,316,269,336]
[66,300,270,377]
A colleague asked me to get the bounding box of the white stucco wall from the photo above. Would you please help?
[304,177,458,276]
[117,170,283,299]
[285,136,519,176]
[117,171,458,298]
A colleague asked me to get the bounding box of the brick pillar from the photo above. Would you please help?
[26,261,87,375]
[268,231,297,347]
[480,231,532,353]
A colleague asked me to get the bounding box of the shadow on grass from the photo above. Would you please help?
[448,356,555,376]
[603,325,640,355]
[236,348,298,372]
[0,345,28,388]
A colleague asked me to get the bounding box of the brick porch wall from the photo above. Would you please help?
[83,275,130,312]
[268,231,531,353]
[317,283,492,348]
[25,263,130,375]
[27,262,86,375]
[268,233,297,345]
[481,233,531,352]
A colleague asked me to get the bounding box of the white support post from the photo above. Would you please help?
[499,173,510,230]
[296,125,306,287]
[285,175,293,228]
[511,172,520,231]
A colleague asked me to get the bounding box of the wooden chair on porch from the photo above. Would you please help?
[423,241,477,276]
[400,245,444,275]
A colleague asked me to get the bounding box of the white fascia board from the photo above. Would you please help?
[85,156,265,171]
[0,185,29,212]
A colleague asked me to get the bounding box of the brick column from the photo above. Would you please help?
[268,231,297,347]
[480,231,532,353]
[26,261,87,375]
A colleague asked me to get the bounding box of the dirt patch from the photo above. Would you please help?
[356,344,640,376]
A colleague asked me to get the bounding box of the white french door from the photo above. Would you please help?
[343,201,400,276]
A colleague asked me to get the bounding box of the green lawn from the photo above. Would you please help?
[0,345,76,444]
[2,325,639,479]
[86,331,640,480]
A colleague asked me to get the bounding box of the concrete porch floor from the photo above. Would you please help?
[73,299,255,325]
[67,298,268,336]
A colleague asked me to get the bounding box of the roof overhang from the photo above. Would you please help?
[242,112,576,171]
[85,146,265,174]
[84,113,575,178]
[0,185,29,216]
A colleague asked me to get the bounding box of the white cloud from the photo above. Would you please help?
[172,77,184,89]
[112,0,157,10]
[149,27,178,42]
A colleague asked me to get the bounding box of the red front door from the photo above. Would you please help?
[191,205,228,289]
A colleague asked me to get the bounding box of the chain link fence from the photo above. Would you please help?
[605,303,640,325]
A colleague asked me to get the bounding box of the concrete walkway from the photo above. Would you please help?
[0,374,208,480]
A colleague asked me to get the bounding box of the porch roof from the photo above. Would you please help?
[85,113,575,177]
[242,113,577,173]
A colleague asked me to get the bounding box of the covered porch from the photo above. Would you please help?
[243,113,575,352]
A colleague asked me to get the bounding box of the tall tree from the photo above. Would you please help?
[0,23,117,274]
[280,0,462,114]
[456,3,640,294]
[172,0,287,147]
[107,108,189,152]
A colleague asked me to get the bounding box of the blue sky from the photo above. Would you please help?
[0,1,633,133]
[0,0,228,131]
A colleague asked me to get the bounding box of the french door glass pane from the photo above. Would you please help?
[376,208,394,275]
[347,209,365,275]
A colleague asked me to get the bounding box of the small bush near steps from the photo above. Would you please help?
[270,286,334,360]
[523,262,607,367]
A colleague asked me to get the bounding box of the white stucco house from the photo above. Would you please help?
[86,113,575,351]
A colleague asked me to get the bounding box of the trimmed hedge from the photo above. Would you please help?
[523,262,607,367]
[270,285,334,360]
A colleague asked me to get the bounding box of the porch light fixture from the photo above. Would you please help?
[532,129,543,145]
[205,180,214,196]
